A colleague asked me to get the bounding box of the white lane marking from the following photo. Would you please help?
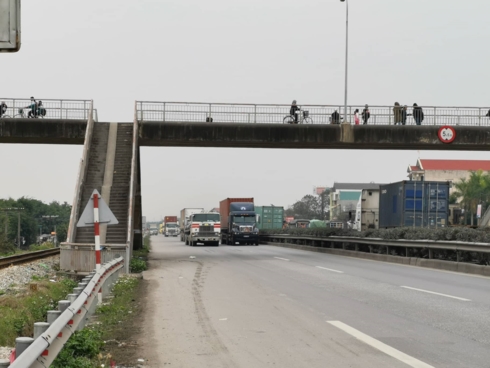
[219,318,228,321]
[274,257,290,261]
[400,286,471,301]
[316,266,344,274]
[327,321,434,368]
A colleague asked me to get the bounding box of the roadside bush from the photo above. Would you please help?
[51,328,103,368]
[130,258,147,273]
[260,227,490,243]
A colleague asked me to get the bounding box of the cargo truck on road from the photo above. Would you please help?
[184,212,221,246]
[163,216,179,237]
[180,208,204,242]
[220,198,259,245]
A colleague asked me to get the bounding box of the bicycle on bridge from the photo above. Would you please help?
[283,109,313,124]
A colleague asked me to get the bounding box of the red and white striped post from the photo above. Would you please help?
[93,193,103,304]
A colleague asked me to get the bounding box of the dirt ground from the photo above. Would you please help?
[100,276,151,368]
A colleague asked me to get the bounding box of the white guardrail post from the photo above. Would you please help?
[8,257,124,368]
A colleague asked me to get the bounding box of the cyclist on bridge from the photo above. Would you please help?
[290,100,300,124]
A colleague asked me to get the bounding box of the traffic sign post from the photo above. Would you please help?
[77,189,118,303]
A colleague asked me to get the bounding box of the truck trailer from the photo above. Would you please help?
[179,208,204,241]
[220,198,259,245]
[379,181,449,228]
[255,206,284,230]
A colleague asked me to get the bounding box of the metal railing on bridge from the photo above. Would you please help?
[136,101,490,126]
[0,98,94,120]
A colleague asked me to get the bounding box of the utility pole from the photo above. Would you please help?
[0,207,24,248]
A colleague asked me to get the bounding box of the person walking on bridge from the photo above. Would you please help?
[400,105,410,125]
[412,103,424,125]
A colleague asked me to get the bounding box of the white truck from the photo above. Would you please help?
[184,212,221,247]
[180,208,204,242]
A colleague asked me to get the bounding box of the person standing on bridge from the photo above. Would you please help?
[393,102,403,125]
[412,103,424,125]
[290,100,300,124]
[361,104,370,124]
[354,109,360,125]
[330,110,341,124]
[0,101,7,117]
[400,105,410,125]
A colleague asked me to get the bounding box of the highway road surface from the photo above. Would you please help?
[140,235,490,368]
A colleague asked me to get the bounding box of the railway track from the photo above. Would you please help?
[0,248,61,269]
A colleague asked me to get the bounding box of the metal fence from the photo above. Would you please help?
[136,101,490,126]
[0,98,93,120]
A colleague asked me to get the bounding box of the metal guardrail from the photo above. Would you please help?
[8,257,124,368]
[0,98,93,120]
[136,101,490,126]
[261,234,490,254]
[0,248,60,269]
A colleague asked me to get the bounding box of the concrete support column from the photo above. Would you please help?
[429,249,433,259]
[457,251,461,262]
[406,247,409,257]
[355,244,359,252]
[386,246,389,255]
[67,294,78,303]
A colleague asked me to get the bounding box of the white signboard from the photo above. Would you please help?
[0,0,21,52]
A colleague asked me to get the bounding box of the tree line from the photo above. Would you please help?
[0,197,71,252]
[451,170,490,226]
[284,190,330,220]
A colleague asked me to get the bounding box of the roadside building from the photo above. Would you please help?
[329,183,383,230]
[407,159,490,189]
[407,159,490,225]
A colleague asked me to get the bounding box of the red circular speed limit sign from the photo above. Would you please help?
[438,126,456,143]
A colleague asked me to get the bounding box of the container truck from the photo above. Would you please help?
[220,198,259,245]
[179,208,204,241]
[163,215,179,237]
[184,212,221,246]
[255,206,284,230]
[379,181,449,228]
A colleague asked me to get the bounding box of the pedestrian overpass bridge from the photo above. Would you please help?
[1,98,489,272]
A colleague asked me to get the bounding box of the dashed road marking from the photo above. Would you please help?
[400,286,471,301]
[274,257,290,261]
[316,266,344,274]
[327,321,434,368]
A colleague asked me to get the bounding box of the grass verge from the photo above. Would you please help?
[51,275,141,368]
[0,278,78,346]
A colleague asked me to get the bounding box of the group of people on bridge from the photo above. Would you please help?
[0,97,46,118]
[290,100,490,125]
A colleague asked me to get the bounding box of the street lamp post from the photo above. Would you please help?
[340,0,348,124]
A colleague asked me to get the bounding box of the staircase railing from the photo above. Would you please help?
[65,101,95,243]
[125,101,140,273]
[479,206,490,227]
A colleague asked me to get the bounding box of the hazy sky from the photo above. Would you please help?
[1,0,490,221]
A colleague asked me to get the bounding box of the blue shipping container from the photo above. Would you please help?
[379,181,450,228]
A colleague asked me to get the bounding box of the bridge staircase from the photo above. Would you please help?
[62,107,142,273]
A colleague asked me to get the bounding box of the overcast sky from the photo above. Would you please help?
[1,0,490,221]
